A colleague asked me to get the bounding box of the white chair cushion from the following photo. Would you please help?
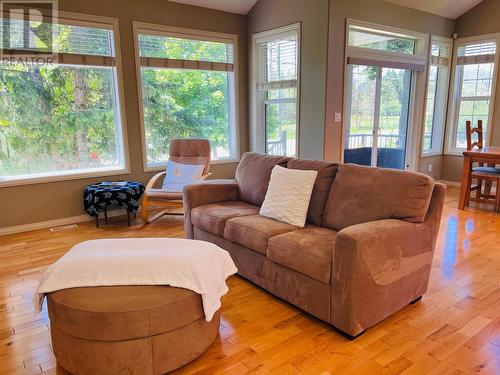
[161,160,204,192]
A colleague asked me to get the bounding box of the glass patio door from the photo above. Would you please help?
[344,64,412,170]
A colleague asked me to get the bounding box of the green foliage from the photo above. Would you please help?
[141,37,233,162]
[142,67,229,162]
[0,31,234,176]
[0,64,117,176]
[0,23,118,177]
[350,61,410,136]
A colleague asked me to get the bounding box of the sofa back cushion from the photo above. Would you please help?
[287,159,339,225]
[235,152,290,206]
[322,164,435,231]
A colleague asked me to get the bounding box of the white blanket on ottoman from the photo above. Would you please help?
[34,238,237,321]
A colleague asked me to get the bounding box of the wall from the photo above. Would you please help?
[324,0,455,181]
[441,0,500,182]
[418,154,443,179]
[246,0,330,160]
[441,155,463,182]
[0,0,247,228]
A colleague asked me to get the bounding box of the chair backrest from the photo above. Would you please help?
[466,120,484,150]
[169,139,211,175]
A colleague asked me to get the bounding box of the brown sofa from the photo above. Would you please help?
[183,152,445,338]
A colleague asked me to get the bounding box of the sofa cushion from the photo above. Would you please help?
[267,227,336,284]
[287,159,339,225]
[191,201,260,236]
[235,152,290,206]
[223,215,298,255]
[323,164,435,231]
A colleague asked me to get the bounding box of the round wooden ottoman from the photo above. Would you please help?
[47,285,220,375]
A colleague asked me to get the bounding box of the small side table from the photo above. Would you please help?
[83,181,145,227]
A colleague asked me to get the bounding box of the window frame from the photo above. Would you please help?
[132,22,240,171]
[421,35,452,157]
[346,19,429,68]
[445,33,500,156]
[0,10,129,188]
[251,22,301,157]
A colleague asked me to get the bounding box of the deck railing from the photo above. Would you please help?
[347,134,405,149]
[267,131,296,157]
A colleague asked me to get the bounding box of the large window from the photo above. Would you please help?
[254,24,300,157]
[422,37,452,155]
[0,12,126,185]
[134,23,238,168]
[446,35,499,153]
[344,20,428,171]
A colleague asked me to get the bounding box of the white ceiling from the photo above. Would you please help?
[385,0,483,19]
[169,0,483,18]
[169,0,258,15]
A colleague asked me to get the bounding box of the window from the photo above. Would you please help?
[134,23,238,168]
[348,26,415,54]
[347,20,428,59]
[254,24,300,157]
[0,13,126,185]
[446,35,500,153]
[422,37,452,155]
[344,20,428,171]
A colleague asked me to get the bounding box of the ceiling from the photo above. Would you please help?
[170,0,483,18]
[169,0,258,15]
[385,0,483,19]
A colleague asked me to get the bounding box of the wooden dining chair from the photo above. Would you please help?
[465,120,500,211]
[141,139,211,223]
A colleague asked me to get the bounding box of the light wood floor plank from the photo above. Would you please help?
[0,187,498,374]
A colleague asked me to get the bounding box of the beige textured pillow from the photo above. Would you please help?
[260,165,318,227]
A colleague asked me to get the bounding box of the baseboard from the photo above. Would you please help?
[438,180,461,187]
[0,209,132,237]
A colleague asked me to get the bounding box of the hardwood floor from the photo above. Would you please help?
[0,187,499,374]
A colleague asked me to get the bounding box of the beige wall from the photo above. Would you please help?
[418,155,443,180]
[0,0,247,228]
[324,0,455,169]
[441,155,463,182]
[247,0,330,160]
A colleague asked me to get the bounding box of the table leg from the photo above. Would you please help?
[95,214,99,228]
[496,179,500,212]
[104,206,108,224]
[459,155,472,210]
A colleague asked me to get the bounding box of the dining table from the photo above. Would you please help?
[458,146,500,210]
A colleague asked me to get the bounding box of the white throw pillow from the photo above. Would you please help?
[259,165,318,227]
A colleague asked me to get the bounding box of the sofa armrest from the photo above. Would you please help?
[331,219,435,337]
[330,183,445,337]
[183,180,239,239]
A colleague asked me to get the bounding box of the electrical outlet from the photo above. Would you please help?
[334,112,342,123]
[428,164,433,172]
